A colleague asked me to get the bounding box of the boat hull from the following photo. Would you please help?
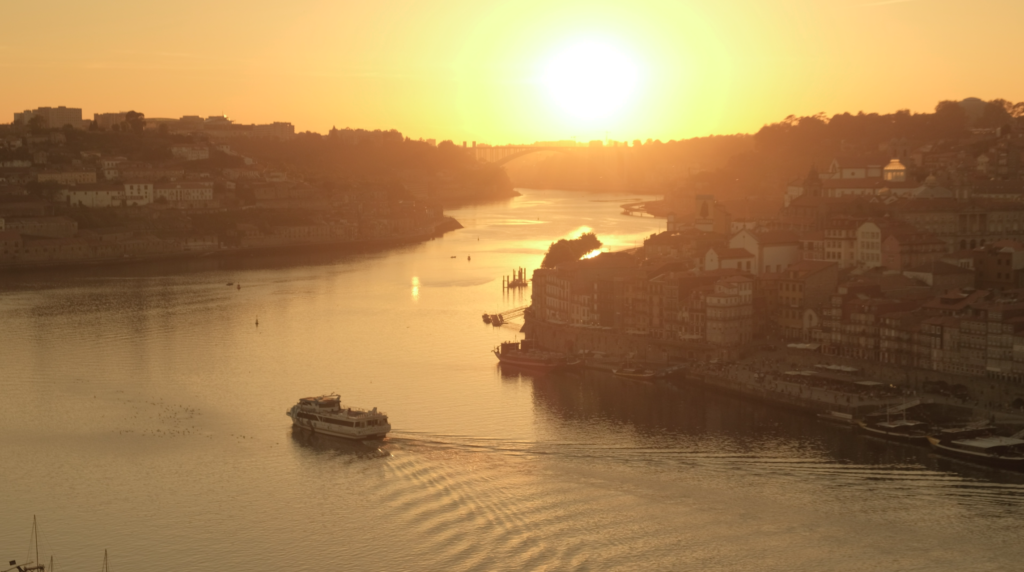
[493,350,565,371]
[290,417,388,440]
[612,369,656,381]
[855,421,929,444]
[927,437,1024,470]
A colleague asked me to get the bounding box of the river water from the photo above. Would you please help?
[2,189,1023,571]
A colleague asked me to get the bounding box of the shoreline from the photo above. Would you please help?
[0,217,464,273]
[526,316,1024,428]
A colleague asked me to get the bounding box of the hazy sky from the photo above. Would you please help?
[3,0,1022,144]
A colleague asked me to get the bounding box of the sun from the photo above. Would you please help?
[542,41,641,122]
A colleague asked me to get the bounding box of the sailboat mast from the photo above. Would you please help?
[33,515,40,570]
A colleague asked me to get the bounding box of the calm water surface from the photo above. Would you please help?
[2,189,1023,571]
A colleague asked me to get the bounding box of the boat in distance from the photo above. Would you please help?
[612,366,658,381]
[286,394,390,440]
[493,340,577,371]
[926,435,1024,470]
[855,418,930,443]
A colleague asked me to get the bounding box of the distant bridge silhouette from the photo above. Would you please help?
[469,145,577,165]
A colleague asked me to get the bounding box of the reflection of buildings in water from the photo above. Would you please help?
[496,362,557,382]
[525,372,959,471]
[289,426,390,459]
[527,371,716,435]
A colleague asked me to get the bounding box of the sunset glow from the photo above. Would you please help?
[542,42,641,123]
[4,1,1021,143]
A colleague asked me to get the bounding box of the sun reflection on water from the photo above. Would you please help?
[411,276,420,301]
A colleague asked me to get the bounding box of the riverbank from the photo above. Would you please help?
[0,216,463,272]
[526,315,1024,427]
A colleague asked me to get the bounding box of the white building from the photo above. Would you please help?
[704,247,755,273]
[855,221,883,268]
[728,230,801,274]
[123,183,153,206]
[171,145,210,161]
[154,181,214,203]
[57,187,122,207]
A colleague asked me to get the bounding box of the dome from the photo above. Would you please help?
[883,158,907,182]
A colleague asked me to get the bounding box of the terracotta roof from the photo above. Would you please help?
[906,260,974,275]
[710,247,754,259]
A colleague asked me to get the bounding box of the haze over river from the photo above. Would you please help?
[3,189,1024,571]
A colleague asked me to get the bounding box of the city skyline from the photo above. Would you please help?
[4,0,1024,144]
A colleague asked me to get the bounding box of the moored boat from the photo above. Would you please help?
[612,367,657,381]
[817,410,855,426]
[855,418,930,443]
[286,393,390,440]
[927,435,1024,469]
[493,340,572,371]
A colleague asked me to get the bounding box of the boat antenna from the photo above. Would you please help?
[101,549,108,572]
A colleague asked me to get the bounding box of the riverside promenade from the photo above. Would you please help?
[675,349,1024,427]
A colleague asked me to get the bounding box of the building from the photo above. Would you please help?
[1,216,78,238]
[703,247,755,273]
[170,145,210,161]
[154,181,214,204]
[122,183,153,206]
[252,122,295,139]
[729,229,801,274]
[57,186,118,207]
[705,275,754,346]
[693,194,732,234]
[973,240,1024,289]
[37,170,97,185]
[903,260,976,293]
[880,229,948,270]
[761,260,839,340]
[93,112,128,130]
[14,106,85,129]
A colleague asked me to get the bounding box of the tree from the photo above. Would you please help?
[541,233,602,268]
[27,115,47,134]
[977,99,1013,128]
[88,120,100,132]
[125,110,146,134]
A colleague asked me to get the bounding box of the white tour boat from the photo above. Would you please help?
[286,394,391,440]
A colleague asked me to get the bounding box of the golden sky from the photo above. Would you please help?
[3,0,1022,144]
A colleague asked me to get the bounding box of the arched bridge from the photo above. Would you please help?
[470,145,576,165]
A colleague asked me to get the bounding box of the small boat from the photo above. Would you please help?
[493,340,571,371]
[482,313,492,324]
[286,394,390,440]
[450,256,457,259]
[467,255,471,261]
[490,314,504,326]
[227,282,234,286]
[612,367,657,381]
[855,419,930,443]
[9,516,47,571]
[817,411,855,426]
[927,435,1024,469]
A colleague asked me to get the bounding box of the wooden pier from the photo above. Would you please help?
[503,267,529,290]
